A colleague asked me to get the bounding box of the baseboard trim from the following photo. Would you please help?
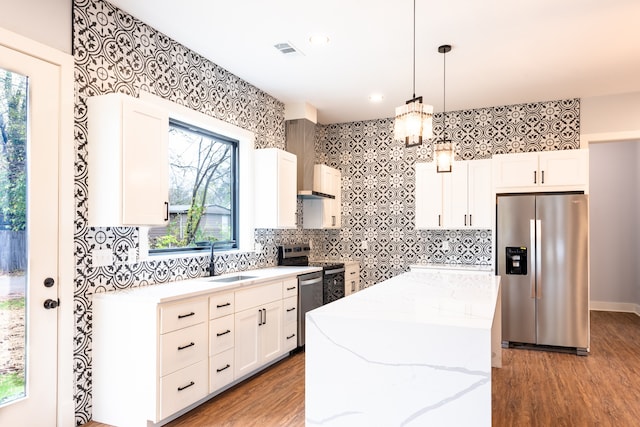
[590,301,640,316]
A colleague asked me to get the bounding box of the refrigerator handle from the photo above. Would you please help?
[529,219,536,299]
[536,219,542,299]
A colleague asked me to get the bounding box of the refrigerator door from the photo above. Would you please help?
[536,194,589,348]
[497,195,536,344]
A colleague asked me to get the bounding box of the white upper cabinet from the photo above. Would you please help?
[88,93,169,226]
[254,148,297,228]
[493,149,589,193]
[415,162,443,228]
[303,164,341,229]
[416,160,492,229]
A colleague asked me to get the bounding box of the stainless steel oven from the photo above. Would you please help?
[277,244,345,347]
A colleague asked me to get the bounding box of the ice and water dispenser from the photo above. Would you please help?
[505,247,527,275]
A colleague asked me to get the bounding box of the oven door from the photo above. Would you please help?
[323,267,345,304]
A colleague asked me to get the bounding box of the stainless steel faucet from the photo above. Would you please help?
[209,240,236,276]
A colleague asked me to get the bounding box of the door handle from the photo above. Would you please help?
[43,299,59,309]
[536,219,542,299]
[529,219,536,299]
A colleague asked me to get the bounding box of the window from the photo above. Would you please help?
[149,119,239,253]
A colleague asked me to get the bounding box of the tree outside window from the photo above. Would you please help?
[149,120,237,251]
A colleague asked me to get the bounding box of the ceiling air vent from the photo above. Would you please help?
[274,42,304,56]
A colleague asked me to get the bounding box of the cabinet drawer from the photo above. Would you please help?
[210,315,234,355]
[283,296,297,324]
[160,322,207,376]
[235,281,282,312]
[160,359,207,420]
[209,292,234,319]
[209,348,234,392]
[284,322,298,352]
[160,298,207,334]
[283,278,298,298]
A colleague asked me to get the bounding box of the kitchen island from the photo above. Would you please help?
[305,268,501,427]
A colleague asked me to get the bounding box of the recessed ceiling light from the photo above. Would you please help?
[309,34,330,46]
[369,94,384,103]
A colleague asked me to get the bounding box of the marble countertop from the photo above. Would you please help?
[409,263,494,272]
[305,269,501,426]
[92,266,321,303]
[310,268,499,330]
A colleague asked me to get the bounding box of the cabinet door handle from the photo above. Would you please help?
[286,286,296,291]
[263,308,267,325]
[286,334,296,340]
[469,214,472,227]
[464,214,467,226]
[216,329,231,337]
[286,307,296,312]
[351,281,355,292]
[216,364,231,373]
[438,214,441,227]
[258,309,263,326]
[177,381,195,392]
[178,312,195,319]
[216,302,231,308]
[177,342,195,351]
[164,201,169,221]
[541,170,545,184]
[534,170,537,184]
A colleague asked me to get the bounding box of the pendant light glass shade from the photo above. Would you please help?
[394,0,433,148]
[394,97,434,147]
[435,44,453,172]
[435,141,453,173]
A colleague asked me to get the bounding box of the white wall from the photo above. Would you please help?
[0,0,71,54]
[581,92,640,136]
[589,140,640,308]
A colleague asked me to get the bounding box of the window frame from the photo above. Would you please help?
[138,91,255,260]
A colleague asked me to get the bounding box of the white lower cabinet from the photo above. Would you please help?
[283,295,298,351]
[235,299,283,379]
[92,276,298,427]
[344,262,360,296]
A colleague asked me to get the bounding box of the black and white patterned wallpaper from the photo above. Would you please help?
[72,0,580,424]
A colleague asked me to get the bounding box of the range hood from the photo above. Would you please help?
[285,118,335,199]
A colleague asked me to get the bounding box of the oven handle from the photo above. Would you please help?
[324,267,345,275]
[299,277,322,286]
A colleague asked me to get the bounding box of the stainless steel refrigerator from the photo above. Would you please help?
[496,193,589,355]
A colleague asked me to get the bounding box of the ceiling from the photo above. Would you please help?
[107,0,640,125]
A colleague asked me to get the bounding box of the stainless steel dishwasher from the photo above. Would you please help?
[297,270,323,347]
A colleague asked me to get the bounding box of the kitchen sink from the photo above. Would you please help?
[209,275,257,283]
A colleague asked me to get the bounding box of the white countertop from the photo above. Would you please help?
[310,269,499,330]
[92,266,321,303]
[305,268,501,427]
[410,263,494,272]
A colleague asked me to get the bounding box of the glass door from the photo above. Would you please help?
[0,42,61,425]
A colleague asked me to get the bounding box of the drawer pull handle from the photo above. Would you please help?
[216,329,231,337]
[177,342,195,351]
[286,286,296,291]
[177,381,195,392]
[216,302,231,308]
[286,334,296,340]
[178,312,195,319]
[286,307,296,312]
[216,364,231,373]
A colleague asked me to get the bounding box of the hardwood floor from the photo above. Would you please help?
[84,311,640,427]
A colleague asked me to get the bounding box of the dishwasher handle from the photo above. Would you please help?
[299,277,322,286]
[325,267,345,275]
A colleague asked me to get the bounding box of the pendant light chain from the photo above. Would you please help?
[412,0,416,99]
[442,45,446,138]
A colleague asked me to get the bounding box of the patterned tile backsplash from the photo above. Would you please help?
[72,0,580,424]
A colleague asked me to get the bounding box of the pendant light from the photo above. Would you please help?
[393,0,433,148]
[435,44,454,172]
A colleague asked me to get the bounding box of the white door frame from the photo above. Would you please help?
[0,26,75,427]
